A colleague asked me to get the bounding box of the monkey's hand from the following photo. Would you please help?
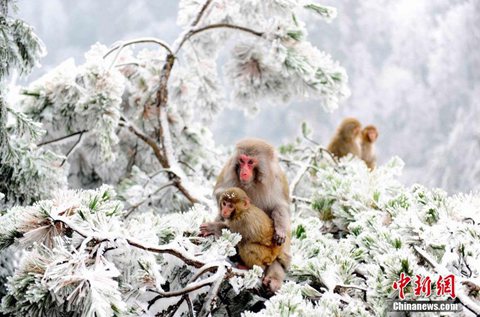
[199,221,227,237]
[199,222,215,237]
[272,229,286,245]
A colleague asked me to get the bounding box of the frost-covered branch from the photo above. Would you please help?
[199,266,226,317]
[119,118,167,167]
[119,117,207,204]
[55,216,206,269]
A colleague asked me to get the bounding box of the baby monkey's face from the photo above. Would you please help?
[221,199,235,219]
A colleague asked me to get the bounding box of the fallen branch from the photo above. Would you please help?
[413,245,480,315]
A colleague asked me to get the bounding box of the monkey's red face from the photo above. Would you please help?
[368,130,378,142]
[238,154,258,183]
[221,200,235,219]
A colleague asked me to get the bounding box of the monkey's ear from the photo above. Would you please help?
[244,199,250,208]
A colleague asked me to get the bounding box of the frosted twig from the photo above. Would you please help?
[124,182,175,219]
[413,245,480,316]
[37,130,88,147]
[292,196,312,204]
[289,162,310,198]
[176,23,263,54]
[103,38,174,59]
[60,130,86,166]
[319,147,338,165]
[191,0,213,27]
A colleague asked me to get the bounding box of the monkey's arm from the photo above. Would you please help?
[270,173,291,245]
[271,201,290,245]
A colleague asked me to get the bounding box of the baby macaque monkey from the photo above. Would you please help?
[220,187,281,269]
[327,117,362,159]
[361,125,379,169]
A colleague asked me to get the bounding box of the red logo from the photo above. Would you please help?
[393,274,455,299]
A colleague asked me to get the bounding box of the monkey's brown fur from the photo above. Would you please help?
[220,188,282,268]
[200,138,291,293]
[361,125,378,170]
[327,118,362,159]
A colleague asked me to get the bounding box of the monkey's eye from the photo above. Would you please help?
[248,160,253,165]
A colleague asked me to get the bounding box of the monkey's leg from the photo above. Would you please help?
[239,243,276,269]
[263,236,291,293]
[263,261,286,293]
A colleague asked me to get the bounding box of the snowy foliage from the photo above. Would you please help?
[1,151,479,316]
[0,1,479,316]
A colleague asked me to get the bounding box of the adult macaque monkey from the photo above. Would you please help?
[200,138,291,293]
[327,117,362,159]
[361,125,379,169]
[219,187,282,269]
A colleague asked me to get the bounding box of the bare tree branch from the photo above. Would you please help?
[37,130,88,147]
[60,130,85,166]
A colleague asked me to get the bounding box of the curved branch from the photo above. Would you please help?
[176,23,263,53]
[103,38,173,59]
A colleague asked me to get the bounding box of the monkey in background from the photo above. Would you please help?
[361,125,379,169]
[219,187,282,269]
[327,117,362,159]
[200,138,291,293]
